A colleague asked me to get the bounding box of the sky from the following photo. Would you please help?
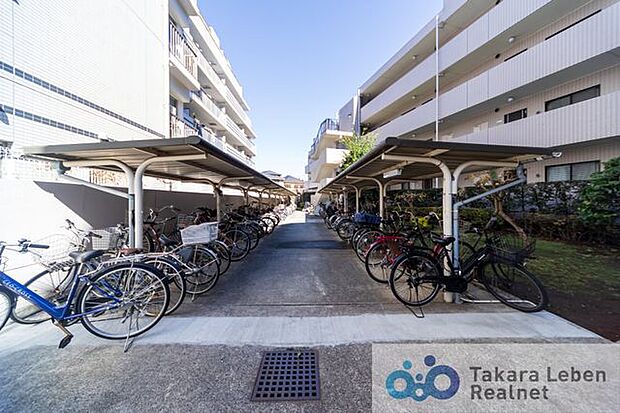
[198,0,442,178]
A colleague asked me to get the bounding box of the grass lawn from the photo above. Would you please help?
[530,240,620,295]
[527,240,620,341]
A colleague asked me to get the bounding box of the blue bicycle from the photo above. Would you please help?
[0,240,170,347]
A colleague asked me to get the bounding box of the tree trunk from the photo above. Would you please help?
[494,197,527,241]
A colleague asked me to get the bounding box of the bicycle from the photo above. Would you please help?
[0,240,170,346]
[388,230,548,312]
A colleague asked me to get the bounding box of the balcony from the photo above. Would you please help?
[196,52,254,133]
[308,119,349,158]
[225,115,256,155]
[225,143,254,166]
[169,20,198,86]
[191,89,226,122]
[307,147,348,182]
[375,2,620,140]
[362,0,590,124]
[451,91,620,148]
[170,114,198,138]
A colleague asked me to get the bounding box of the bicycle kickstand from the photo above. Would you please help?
[52,320,74,349]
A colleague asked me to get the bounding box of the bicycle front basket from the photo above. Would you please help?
[90,227,126,251]
[180,222,218,245]
[489,234,536,264]
[31,234,78,266]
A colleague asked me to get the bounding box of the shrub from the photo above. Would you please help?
[578,157,620,227]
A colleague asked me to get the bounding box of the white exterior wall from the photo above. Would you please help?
[0,0,169,147]
[344,0,620,184]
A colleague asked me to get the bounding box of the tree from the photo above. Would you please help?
[472,168,527,240]
[339,132,376,171]
[578,157,620,227]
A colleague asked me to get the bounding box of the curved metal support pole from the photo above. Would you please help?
[349,176,385,218]
[134,154,206,249]
[381,154,453,302]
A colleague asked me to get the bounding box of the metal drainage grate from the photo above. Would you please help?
[251,350,320,401]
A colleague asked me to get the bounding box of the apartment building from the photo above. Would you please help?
[0,0,257,240]
[305,118,351,203]
[168,0,256,166]
[0,0,256,166]
[332,0,620,186]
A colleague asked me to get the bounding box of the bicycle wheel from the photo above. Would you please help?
[389,252,442,306]
[182,245,220,295]
[355,230,384,262]
[143,257,186,316]
[478,262,548,312]
[222,229,250,261]
[336,219,355,241]
[77,263,169,340]
[12,266,74,324]
[365,242,397,284]
[209,240,231,275]
[0,288,12,332]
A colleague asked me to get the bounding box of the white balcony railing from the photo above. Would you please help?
[197,53,252,131]
[225,115,255,153]
[225,86,252,127]
[169,21,198,79]
[192,90,225,121]
[225,143,254,166]
[170,114,198,138]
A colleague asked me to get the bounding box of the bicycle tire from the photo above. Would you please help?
[222,229,251,261]
[142,257,186,316]
[209,240,231,275]
[365,242,398,283]
[355,230,384,262]
[77,262,170,340]
[478,262,548,312]
[0,288,13,333]
[11,266,74,324]
[389,251,442,307]
[183,245,220,295]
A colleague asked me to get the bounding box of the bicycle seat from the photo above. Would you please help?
[431,236,455,247]
[69,250,104,263]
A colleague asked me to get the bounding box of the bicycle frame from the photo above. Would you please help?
[0,266,123,322]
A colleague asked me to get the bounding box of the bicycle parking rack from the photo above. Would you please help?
[23,136,295,250]
[319,137,559,303]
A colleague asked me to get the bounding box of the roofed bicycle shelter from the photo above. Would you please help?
[319,137,557,301]
[23,136,295,249]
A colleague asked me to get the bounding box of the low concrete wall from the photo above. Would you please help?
[0,179,247,242]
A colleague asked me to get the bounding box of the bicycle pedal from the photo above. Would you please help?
[58,334,73,349]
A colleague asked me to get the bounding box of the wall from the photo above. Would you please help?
[0,179,247,243]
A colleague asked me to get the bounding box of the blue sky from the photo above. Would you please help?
[198,0,442,178]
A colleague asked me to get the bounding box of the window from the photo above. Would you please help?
[546,161,599,182]
[545,85,600,112]
[504,108,527,124]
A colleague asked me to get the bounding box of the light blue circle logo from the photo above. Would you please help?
[385,355,460,402]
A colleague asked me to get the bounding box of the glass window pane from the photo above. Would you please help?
[571,162,599,181]
[571,86,600,104]
[547,165,571,182]
[545,96,570,111]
